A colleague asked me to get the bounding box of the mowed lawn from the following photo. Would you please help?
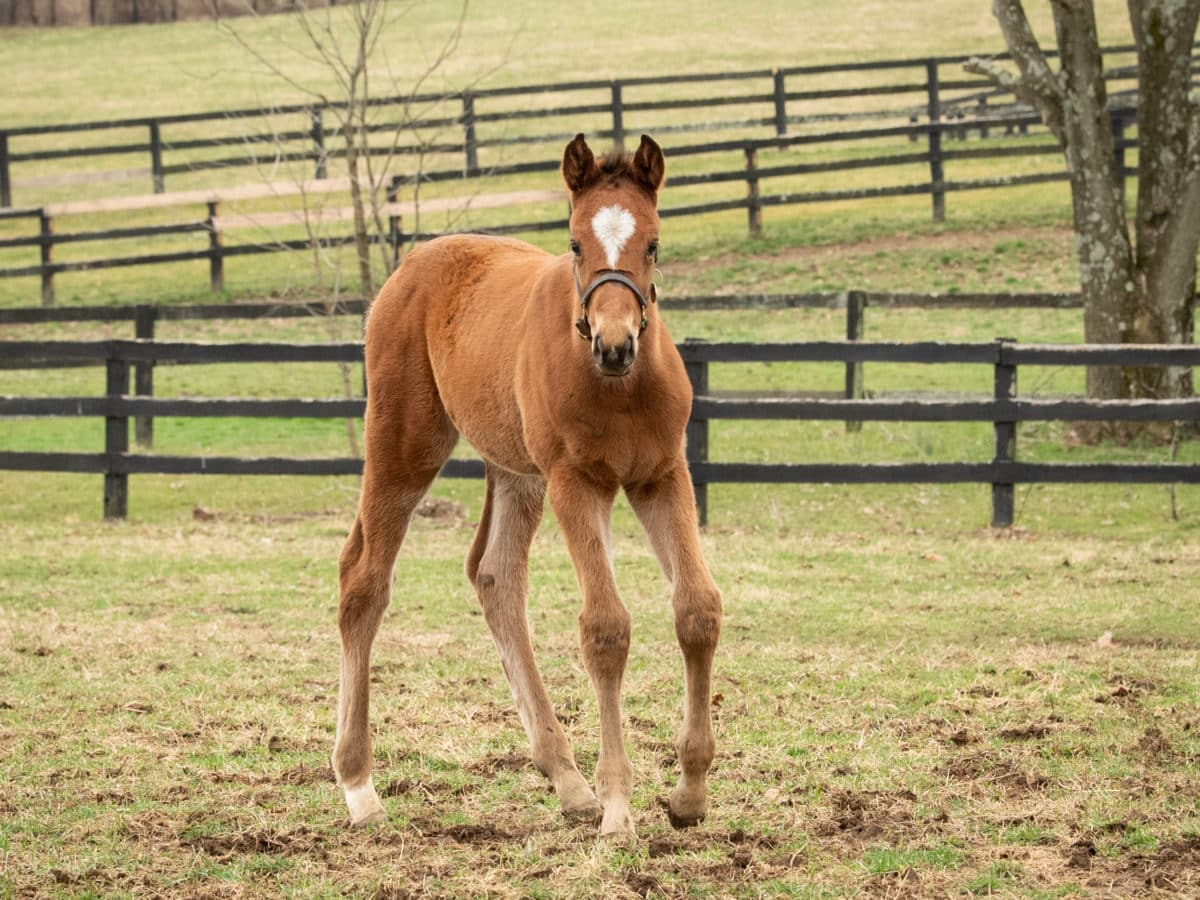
[1,460,1199,898]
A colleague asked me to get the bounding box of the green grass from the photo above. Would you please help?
[0,0,1137,309]
[2,465,1199,897]
[3,3,1200,896]
[3,1,1136,126]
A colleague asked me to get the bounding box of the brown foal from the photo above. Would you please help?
[331,133,723,840]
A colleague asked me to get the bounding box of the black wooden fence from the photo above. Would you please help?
[0,45,1156,209]
[0,289,1095,446]
[0,105,1133,305]
[4,38,1177,304]
[1,336,1197,525]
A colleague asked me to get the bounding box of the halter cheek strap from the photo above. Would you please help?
[573,269,655,342]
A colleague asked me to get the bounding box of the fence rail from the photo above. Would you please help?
[0,44,1160,207]
[3,42,1179,303]
[11,290,1200,444]
[1,336,1196,525]
[0,107,1139,304]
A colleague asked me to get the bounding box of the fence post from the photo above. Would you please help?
[0,133,11,207]
[844,289,866,433]
[461,93,479,177]
[134,305,156,448]
[977,97,989,139]
[311,106,327,180]
[683,339,709,527]
[104,353,130,520]
[610,81,625,151]
[149,121,164,194]
[772,69,787,136]
[39,210,54,306]
[744,145,762,237]
[925,60,945,222]
[206,201,224,293]
[992,337,1017,528]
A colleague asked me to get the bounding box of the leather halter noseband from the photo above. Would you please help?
[572,268,655,342]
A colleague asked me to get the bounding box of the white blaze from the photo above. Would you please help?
[591,204,636,268]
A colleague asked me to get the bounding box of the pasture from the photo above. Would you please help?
[3,0,1200,896]
[2,466,1199,897]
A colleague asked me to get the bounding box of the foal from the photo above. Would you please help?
[331,133,723,839]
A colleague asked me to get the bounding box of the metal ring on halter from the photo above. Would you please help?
[572,268,651,342]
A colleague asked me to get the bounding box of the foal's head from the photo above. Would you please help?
[561,133,665,377]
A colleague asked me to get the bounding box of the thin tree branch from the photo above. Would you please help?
[981,0,1067,142]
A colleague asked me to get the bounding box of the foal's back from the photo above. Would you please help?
[365,234,564,476]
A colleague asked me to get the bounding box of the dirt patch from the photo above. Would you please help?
[1065,837,1097,869]
[415,821,523,846]
[998,721,1053,740]
[183,826,328,861]
[381,777,470,799]
[814,788,917,843]
[939,750,1049,795]
[1086,836,1200,894]
[466,750,532,776]
[1134,726,1176,759]
[208,762,332,786]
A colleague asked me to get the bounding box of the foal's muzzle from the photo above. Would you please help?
[594,334,636,376]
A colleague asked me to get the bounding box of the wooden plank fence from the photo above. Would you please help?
[1,45,1161,208]
[0,100,1135,306]
[12,290,1200,446]
[1,336,1196,525]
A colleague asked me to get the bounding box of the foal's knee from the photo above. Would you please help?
[579,602,632,682]
[674,587,722,658]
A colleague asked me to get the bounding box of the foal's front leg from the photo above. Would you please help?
[627,461,722,827]
[549,471,636,839]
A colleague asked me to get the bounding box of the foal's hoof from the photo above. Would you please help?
[599,805,637,842]
[664,789,707,829]
[562,796,603,825]
[344,781,387,828]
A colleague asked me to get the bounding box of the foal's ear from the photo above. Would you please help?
[633,134,666,195]
[562,133,597,194]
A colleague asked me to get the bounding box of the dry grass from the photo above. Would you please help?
[2,477,1198,898]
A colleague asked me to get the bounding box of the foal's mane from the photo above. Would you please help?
[594,149,657,195]
[597,149,638,180]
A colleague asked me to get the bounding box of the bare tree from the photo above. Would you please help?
[216,0,510,458]
[220,0,482,301]
[967,0,1199,420]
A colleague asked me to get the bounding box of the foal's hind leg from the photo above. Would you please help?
[626,461,723,827]
[467,465,601,822]
[333,411,456,826]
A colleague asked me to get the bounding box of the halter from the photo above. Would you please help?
[572,267,655,342]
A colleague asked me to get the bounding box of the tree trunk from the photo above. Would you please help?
[970,0,1200,429]
[1051,0,1136,402]
[1127,0,1200,402]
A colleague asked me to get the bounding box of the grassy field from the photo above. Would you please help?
[0,0,1135,309]
[4,3,1200,897]
[3,296,1200,896]
[2,468,1198,898]
[3,2,1137,125]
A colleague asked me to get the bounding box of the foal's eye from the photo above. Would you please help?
[569,239,582,257]
[647,240,659,259]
